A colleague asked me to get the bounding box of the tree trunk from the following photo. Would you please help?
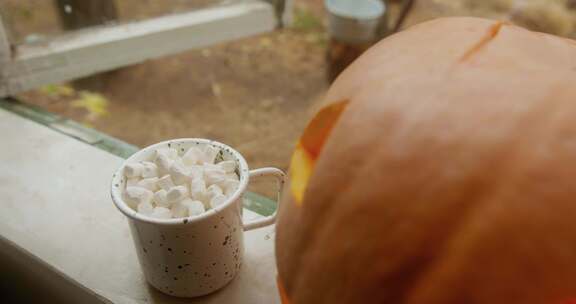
[55,0,118,29]
[54,0,119,91]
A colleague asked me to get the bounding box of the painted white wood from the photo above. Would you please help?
[0,0,276,96]
[0,108,280,303]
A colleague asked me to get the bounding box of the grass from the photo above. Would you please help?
[292,6,324,32]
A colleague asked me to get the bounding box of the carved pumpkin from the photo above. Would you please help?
[276,17,576,304]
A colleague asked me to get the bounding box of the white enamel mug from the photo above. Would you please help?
[110,138,285,297]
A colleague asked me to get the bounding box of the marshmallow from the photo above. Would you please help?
[171,201,189,218]
[196,191,212,209]
[155,153,173,175]
[202,146,220,164]
[204,167,226,185]
[190,178,210,205]
[126,177,140,187]
[124,199,138,209]
[190,178,206,195]
[126,186,153,208]
[153,189,169,207]
[222,179,240,196]
[137,177,158,191]
[137,201,154,215]
[169,160,190,185]
[217,160,236,173]
[207,184,223,198]
[151,207,172,219]
[124,143,242,214]
[202,163,219,170]
[157,175,175,191]
[225,172,239,181]
[182,147,202,166]
[126,186,153,202]
[183,199,205,216]
[157,147,179,160]
[188,165,204,180]
[218,172,239,190]
[210,194,227,209]
[124,163,144,178]
[141,161,159,178]
[166,185,188,203]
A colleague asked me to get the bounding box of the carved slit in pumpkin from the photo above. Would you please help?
[289,100,349,205]
[460,21,504,63]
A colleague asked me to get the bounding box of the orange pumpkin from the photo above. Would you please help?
[276,17,576,304]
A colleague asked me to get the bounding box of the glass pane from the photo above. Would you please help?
[11,0,576,170]
[0,0,244,45]
[14,1,328,170]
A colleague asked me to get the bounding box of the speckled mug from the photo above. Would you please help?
[110,138,285,297]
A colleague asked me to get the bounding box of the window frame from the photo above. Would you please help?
[0,0,289,97]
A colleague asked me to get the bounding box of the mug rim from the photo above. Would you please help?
[110,138,250,226]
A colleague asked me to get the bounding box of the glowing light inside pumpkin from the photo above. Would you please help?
[277,276,291,304]
[289,144,314,204]
[289,100,349,205]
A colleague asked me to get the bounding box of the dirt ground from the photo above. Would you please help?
[9,0,329,171]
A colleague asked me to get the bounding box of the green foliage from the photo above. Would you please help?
[39,84,74,98]
[292,7,324,32]
[71,91,109,119]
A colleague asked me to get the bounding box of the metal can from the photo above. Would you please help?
[325,0,387,82]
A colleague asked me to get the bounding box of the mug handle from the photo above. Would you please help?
[243,167,286,231]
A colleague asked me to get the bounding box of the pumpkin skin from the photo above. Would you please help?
[276,17,576,304]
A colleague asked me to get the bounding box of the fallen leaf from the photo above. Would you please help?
[71,91,109,120]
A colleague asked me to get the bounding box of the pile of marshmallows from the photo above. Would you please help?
[123,145,239,219]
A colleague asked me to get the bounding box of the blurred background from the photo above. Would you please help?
[2,0,576,171]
